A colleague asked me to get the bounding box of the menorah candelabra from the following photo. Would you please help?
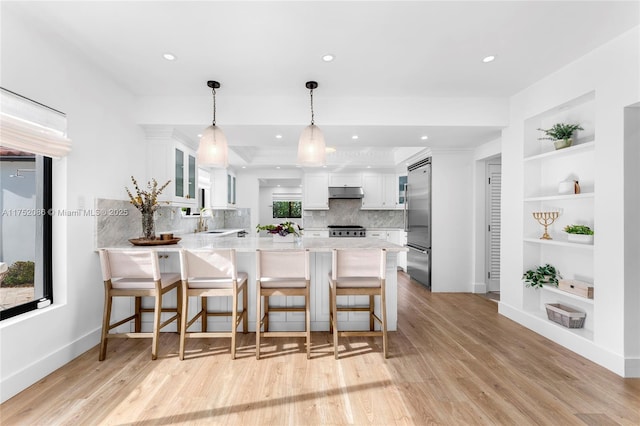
[532,211,559,240]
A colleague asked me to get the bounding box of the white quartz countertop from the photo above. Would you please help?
[98,234,407,252]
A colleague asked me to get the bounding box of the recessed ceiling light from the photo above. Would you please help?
[322,165,327,168]
[421,135,429,140]
[352,135,359,140]
[275,134,283,139]
[197,134,203,138]
[163,53,176,61]
[366,165,371,169]
[326,146,336,153]
[322,54,335,62]
[242,166,246,169]
[276,166,281,169]
[482,55,496,63]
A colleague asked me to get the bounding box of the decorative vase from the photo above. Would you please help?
[554,138,573,150]
[141,210,156,240]
[272,233,295,243]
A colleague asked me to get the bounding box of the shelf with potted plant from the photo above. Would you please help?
[523,236,594,249]
[523,140,595,163]
[520,91,596,341]
[521,263,594,339]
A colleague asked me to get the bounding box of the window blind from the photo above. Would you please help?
[0,88,71,158]
[272,192,302,202]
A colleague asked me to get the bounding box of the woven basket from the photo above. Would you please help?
[545,303,586,328]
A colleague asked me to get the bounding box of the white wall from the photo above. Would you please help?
[431,149,474,292]
[0,8,146,402]
[623,104,640,369]
[499,27,640,376]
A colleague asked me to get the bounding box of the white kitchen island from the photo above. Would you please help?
[98,234,407,333]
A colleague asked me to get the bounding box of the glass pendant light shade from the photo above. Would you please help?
[197,124,228,168]
[197,80,228,168]
[297,124,326,167]
[297,81,326,167]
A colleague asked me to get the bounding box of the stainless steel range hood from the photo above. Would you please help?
[328,186,364,199]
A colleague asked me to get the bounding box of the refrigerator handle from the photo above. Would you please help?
[403,183,409,232]
[407,244,427,254]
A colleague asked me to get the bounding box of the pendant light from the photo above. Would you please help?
[297,81,326,167]
[197,80,228,168]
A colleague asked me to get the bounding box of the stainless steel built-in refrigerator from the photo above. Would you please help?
[405,157,432,289]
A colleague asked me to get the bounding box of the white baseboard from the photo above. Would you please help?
[473,282,487,294]
[0,328,101,403]
[499,302,638,378]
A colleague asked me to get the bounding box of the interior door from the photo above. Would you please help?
[486,163,502,292]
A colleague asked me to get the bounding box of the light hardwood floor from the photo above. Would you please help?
[2,272,639,425]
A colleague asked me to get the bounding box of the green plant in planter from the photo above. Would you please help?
[537,123,584,141]
[522,264,561,289]
[563,224,594,235]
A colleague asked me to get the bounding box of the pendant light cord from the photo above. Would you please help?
[212,87,217,126]
[309,87,315,125]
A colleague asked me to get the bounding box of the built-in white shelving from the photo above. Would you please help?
[523,140,595,163]
[523,237,594,249]
[541,285,594,305]
[522,91,596,339]
[524,192,594,202]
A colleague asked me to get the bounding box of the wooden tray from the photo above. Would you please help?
[128,237,181,246]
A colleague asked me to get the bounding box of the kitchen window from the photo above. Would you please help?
[271,192,302,219]
[0,88,69,320]
[0,150,52,320]
[272,201,302,219]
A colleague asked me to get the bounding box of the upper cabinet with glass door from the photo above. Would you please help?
[210,167,236,209]
[145,127,197,207]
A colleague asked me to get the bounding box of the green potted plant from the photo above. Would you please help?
[563,224,594,244]
[522,264,561,289]
[537,123,584,150]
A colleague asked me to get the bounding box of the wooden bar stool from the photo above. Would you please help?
[178,249,248,360]
[98,249,181,361]
[328,248,388,359]
[256,249,311,359]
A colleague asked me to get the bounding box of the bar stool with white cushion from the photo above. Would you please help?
[179,249,248,360]
[98,249,181,361]
[256,249,311,359]
[328,248,388,359]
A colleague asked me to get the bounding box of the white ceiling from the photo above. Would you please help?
[4,1,639,168]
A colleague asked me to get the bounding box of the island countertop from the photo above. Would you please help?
[97,234,405,332]
[98,234,408,252]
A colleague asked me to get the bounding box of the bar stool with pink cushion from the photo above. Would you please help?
[98,249,181,361]
[328,248,388,359]
[178,249,248,360]
[255,249,311,359]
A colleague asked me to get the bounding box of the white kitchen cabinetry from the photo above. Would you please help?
[397,174,407,208]
[366,229,407,271]
[522,91,596,339]
[210,168,236,209]
[362,173,397,209]
[303,173,329,210]
[329,173,362,187]
[147,135,197,207]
